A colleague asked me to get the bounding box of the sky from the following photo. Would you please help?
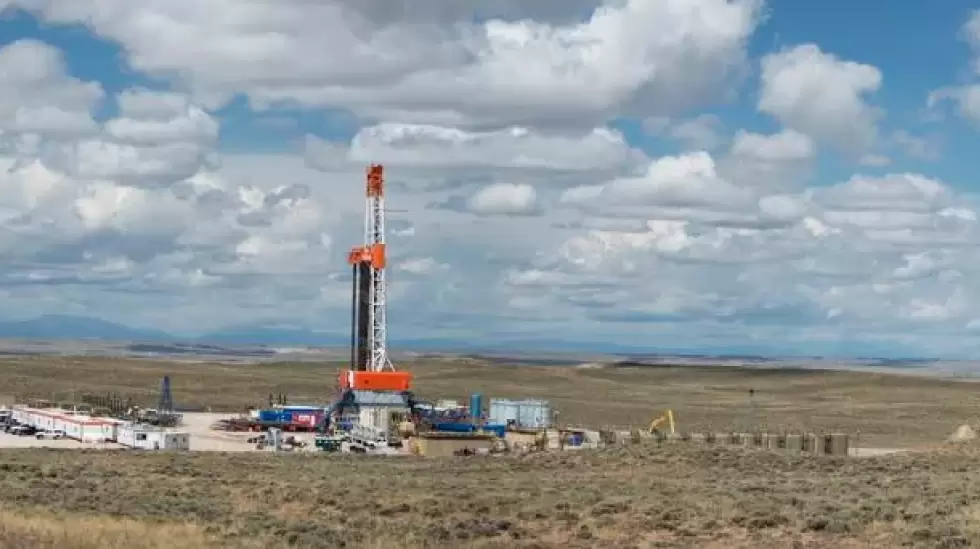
[0,1,980,358]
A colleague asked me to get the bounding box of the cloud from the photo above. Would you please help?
[3,4,980,357]
[8,0,763,128]
[515,165,980,354]
[38,89,220,188]
[0,39,104,135]
[758,44,883,152]
[929,85,980,126]
[888,130,941,161]
[718,129,815,192]
[926,10,980,126]
[466,182,539,216]
[964,9,980,75]
[398,257,449,275]
[346,123,642,172]
[643,114,726,150]
[0,40,344,332]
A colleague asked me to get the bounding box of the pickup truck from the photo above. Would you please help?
[8,425,35,436]
[35,429,65,440]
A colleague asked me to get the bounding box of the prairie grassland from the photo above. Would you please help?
[1,356,979,548]
[1,444,980,548]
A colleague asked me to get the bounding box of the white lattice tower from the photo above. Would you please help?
[365,165,394,373]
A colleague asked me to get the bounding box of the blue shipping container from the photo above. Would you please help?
[258,410,281,422]
[431,422,477,433]
[481,424,506,438]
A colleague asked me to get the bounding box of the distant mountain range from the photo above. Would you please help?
[0,314,755,355]
[0,315,344,347]
[0,314,609,352]
[0,314,940,360]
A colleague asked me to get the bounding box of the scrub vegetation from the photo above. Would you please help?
[1,443,979,548]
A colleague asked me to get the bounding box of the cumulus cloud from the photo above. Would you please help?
[466,183,539,216]
[560,131,815,229]
[519,166,980,353]
[7,0,763,128]
[0,39,103,135]
[929,85,980,126]
[38,89,219,188]
[2,3,980,356]
[927,10,980,126]
[759,44,883,152]
[643,114,726,150]
[346,123,641,172]
[0,39,344,331]
[718,129,815,192]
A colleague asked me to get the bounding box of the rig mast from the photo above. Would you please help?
[342,165,411,393]
[364,164,392,372]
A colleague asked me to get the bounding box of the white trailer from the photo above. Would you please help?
[12,407,118,442]
[117,424,190,451]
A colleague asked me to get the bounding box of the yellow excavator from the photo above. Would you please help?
[648,410,676,435]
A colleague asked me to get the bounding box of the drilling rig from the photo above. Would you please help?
[336,165,413,440]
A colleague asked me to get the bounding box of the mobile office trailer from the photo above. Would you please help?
[13,407,117,442]
[117,424,190,451]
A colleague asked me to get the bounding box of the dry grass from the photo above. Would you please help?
[1,444,980,548]
[0,355,978,446]
[0,508,223,549]
[2,356,980,547]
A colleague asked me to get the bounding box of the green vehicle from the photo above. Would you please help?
[314,434,345,452]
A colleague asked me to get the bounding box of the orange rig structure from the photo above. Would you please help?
[334,165,412,437]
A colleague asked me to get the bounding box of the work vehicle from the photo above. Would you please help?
[9,425,35,436]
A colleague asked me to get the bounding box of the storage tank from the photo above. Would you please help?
[516,399,551,429]
[488,399,520,426]
[469,393,482,424]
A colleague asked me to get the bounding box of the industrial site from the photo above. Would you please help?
[0,166,854,459]
[4,0,980,547]
[1,165,979,549]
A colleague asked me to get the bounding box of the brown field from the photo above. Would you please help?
[1,355,979,548]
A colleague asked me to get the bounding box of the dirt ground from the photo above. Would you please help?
[181,412,262,452]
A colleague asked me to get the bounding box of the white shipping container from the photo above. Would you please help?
[488,399,551,429]
[516,399,551,429]
[488,399,520,426]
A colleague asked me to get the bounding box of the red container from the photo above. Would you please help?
[290,411,323,428]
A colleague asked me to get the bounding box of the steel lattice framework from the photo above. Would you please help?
[364,165,393,373]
